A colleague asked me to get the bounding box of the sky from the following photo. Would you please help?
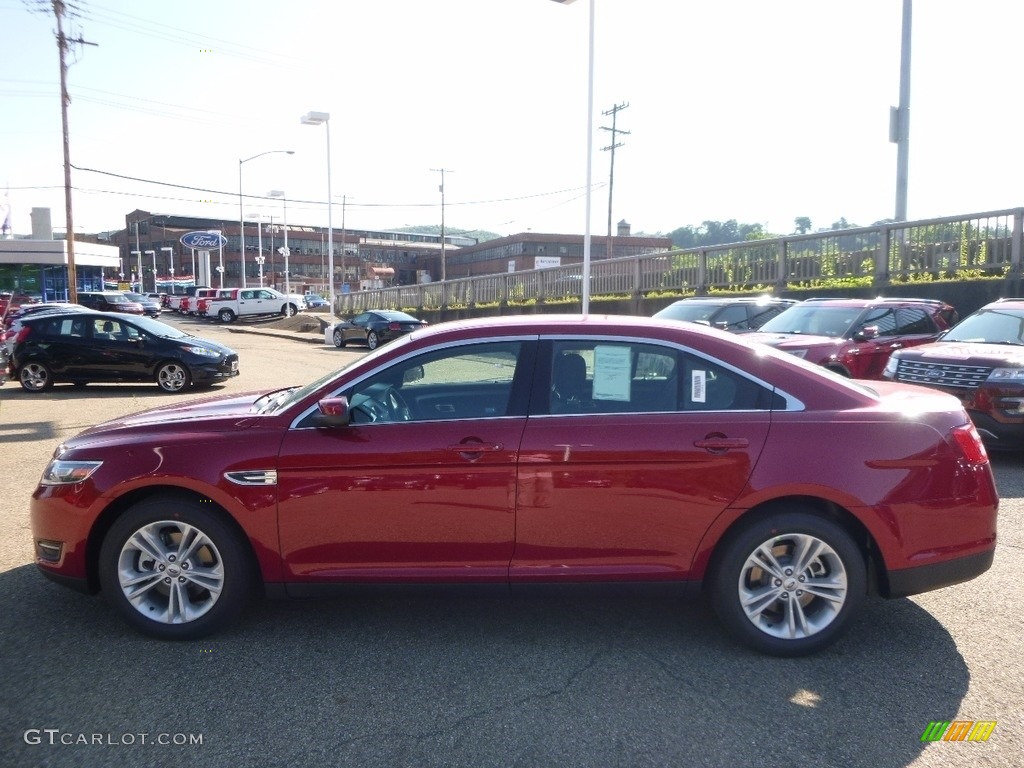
[2,0,1023,241]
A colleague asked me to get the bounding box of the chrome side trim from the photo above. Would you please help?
[224,470,278,486]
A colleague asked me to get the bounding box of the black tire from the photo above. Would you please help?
[98,497,254,640]
[708,507,866,656]
[218,308,236,323]
[19,361,53,392]
[333,329,346,348]
[366,331,380,350]
[156,361,192,393]
[283,303,297,317]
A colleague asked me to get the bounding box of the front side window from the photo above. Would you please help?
[345,341,527,424]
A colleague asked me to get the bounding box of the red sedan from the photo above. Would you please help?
[29,314,997,655]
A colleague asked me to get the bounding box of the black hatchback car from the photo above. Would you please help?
[11,312,239,393]
[653,296,798,332]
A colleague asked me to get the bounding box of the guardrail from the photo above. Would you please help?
[336,207,1023,315]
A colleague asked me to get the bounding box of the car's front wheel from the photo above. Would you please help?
[333,329,346,348]
[708,507,866,656]
[156,361,191,393]
[19,361,53,392]
[98,498,253,640]
[366,330,380,349]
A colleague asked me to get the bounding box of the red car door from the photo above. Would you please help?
[512,341,771,584]
[277,340,533,585]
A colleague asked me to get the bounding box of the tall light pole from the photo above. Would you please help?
[268,190,289,295]
[130,250,141,291]
[144,250,156,293]
[892,0,912,221]
[301,111,334,311]
[430,168,453,282]
[550,0,594,313]
[160,246,174,294]
[239,150,294,289]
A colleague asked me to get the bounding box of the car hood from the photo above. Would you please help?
[57,390,275,450]
[893,341,1024,366]
[744,332,841,351]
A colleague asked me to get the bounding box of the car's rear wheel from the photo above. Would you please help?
[218,308,236,323]
[19,361,53,392]
[366,330,380,349]
[283,303,297,317]
[156,361,191,393]
[333,329,346,348]
[98,499,253,640]
[708,508,866,656]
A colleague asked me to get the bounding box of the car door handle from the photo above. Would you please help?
[694,436,748,452]
[447,442,503,452]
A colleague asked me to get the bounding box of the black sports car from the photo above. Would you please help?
[329,310,427,350]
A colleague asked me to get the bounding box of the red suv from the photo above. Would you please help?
[744,297,958,379]
[883,298,1024,448]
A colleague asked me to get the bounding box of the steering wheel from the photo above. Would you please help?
[384,386,413,421]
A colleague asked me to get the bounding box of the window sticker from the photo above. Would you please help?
[592,345,631,401]
[691,370,707,403]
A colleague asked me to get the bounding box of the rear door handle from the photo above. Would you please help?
[694,437,749,453]
[447,442,504,453]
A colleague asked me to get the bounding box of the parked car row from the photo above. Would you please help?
[656,294,1024,449]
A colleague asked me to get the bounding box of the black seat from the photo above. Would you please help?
[551,352,588,413]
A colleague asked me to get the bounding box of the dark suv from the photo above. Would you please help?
[883,298,1024,448]
[76,291,144,315]
[653,296,798,332]
[744,297,959,379]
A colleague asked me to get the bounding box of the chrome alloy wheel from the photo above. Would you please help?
[157,362,189,392]
[115,520,225,625]
[737,532,848,640]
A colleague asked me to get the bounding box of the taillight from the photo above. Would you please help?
[388,322,401,331]
[949,423,988,465]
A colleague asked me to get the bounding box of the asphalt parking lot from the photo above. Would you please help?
[0,314,1021,768]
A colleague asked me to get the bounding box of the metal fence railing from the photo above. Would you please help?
[335,207,1024,315]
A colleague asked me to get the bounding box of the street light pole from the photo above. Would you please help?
[301,111,334,311]
[239,150,294,289]
[144,250,156,293]
[160,247,174,293]
[130,250,141,291]
[550,0,594,314]
[268,190,290,295]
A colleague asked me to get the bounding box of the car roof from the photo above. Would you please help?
[665,296,796,305]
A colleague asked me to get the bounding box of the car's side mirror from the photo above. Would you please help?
[312,396,351,427]
[854,325,880,341]
[403,365,425,384]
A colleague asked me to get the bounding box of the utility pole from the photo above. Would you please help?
[892,0,912,221]
[600,102,629,261]
[430,168,453,282]
[52,0,96,303]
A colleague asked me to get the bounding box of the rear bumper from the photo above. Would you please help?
[885,548,994,598]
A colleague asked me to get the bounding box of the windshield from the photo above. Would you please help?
[654,303,723,323]
[129,316,191,339]
[942,308,1024,344]
[758,305,862,337]
[256,333,416,414]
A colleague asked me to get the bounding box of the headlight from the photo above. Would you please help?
[184,345,221,358]
[883,356,899,377]
[40,460,103,486]
[987,367,1024,382]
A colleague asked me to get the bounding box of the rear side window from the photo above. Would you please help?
[545,340,775,415]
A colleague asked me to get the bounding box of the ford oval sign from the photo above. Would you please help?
[180,231,228,249]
